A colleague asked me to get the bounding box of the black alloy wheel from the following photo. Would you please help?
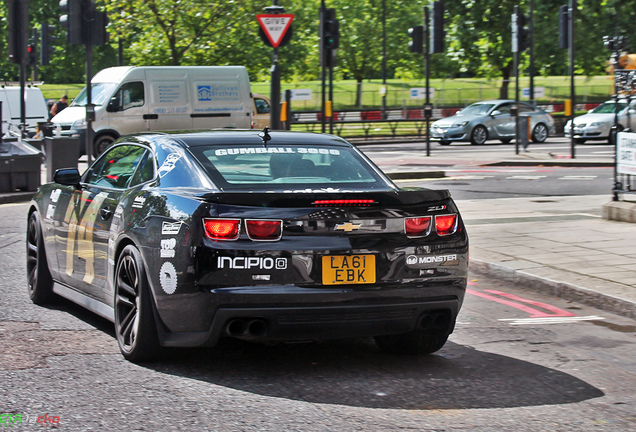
[114,245,161,362]
[26,211,55,305]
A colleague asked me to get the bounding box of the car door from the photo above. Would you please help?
[490,102,515,137]
[106,81,149,135]
[55,144,149,302]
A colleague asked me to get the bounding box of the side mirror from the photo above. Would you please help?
[54,168,81,187]
[107,97,120,113]
[491,110,502,116]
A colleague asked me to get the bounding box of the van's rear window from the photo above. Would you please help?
[189,145,392,190]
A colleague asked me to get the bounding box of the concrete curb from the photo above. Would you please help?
[387,171,446,180]
[0,192,33,205]
[470,258,636,321]
[485,160,614,167]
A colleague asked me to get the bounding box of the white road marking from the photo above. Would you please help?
[499,315,605,325]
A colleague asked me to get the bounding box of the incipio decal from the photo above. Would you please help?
[50,189,61,203]
[406,254,460,268]
[162,221,182,235]
[214,148,340,156]
[218,256,288,270]
[158,153,182,177]
[159,262,178,294]
[160,238,176,258]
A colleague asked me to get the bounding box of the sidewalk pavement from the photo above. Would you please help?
[1,142,635,321]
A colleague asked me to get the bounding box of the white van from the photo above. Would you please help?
[0,86,49,137]
[51,66,254,156]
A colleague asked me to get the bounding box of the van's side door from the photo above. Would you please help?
[106,81,150,135]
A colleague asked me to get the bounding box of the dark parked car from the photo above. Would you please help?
[27,130,469,362]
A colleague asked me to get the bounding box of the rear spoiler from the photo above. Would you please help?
[196,189,452,208]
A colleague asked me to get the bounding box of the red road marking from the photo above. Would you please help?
[466,288,576,318]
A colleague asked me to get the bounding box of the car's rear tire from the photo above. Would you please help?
[532,123,549,143]
[114,245,161,363]
[26,211,55,305]
[93,134,116,157]
[470,125,488,145]
[375,329,449,355]
[439,140,451,146]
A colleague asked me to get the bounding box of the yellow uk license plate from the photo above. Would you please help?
[322,255,376,285]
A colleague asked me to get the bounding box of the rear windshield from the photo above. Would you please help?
[189,144,394,191]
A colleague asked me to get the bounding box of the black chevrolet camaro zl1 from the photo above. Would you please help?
[27,129,468,362]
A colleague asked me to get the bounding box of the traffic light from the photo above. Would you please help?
[27,28,38,66]
[430,1,444,54]
[323,8,340,50]
[41,24,56,65]
[59,0,84,45]
[559,5,569,49]
[408,26,423,53]
[27,43,37,66]
[59,0,108,45]
[8,0,29,64]
[517,11,529,52]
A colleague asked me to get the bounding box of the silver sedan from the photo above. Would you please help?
[430,100,556,145]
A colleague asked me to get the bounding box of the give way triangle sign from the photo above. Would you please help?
[257,14,294,48]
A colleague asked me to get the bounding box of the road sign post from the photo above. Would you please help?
[257,3,294,131]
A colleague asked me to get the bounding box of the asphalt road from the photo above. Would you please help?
[397,165,614,200]
[2,202,635,431]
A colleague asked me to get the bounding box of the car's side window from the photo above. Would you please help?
[254,98,270,114]
[497,104,512,114]
[520,104,535,113]
[129,151,155,186]
[116,82,144,111]
[84,145,147,189]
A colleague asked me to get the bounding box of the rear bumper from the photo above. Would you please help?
[157,297,462,347]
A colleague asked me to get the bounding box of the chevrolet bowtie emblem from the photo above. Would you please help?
[335,222,361,232]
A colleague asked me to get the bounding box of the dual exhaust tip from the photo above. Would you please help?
[225,318,269,338]
[418,310,451,332]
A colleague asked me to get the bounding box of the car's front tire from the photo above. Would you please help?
[532,123,549,143]
[114,245,161,362]
[470,125,488,145]
[26,211,55,305]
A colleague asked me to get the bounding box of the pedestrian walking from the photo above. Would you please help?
[49,95,68,119]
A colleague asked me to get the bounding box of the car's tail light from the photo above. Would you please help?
[435,214,458,236]
[312,199,376,207]
[245,219,283,241]
[405,216,432,238]
[203,218,240,241]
